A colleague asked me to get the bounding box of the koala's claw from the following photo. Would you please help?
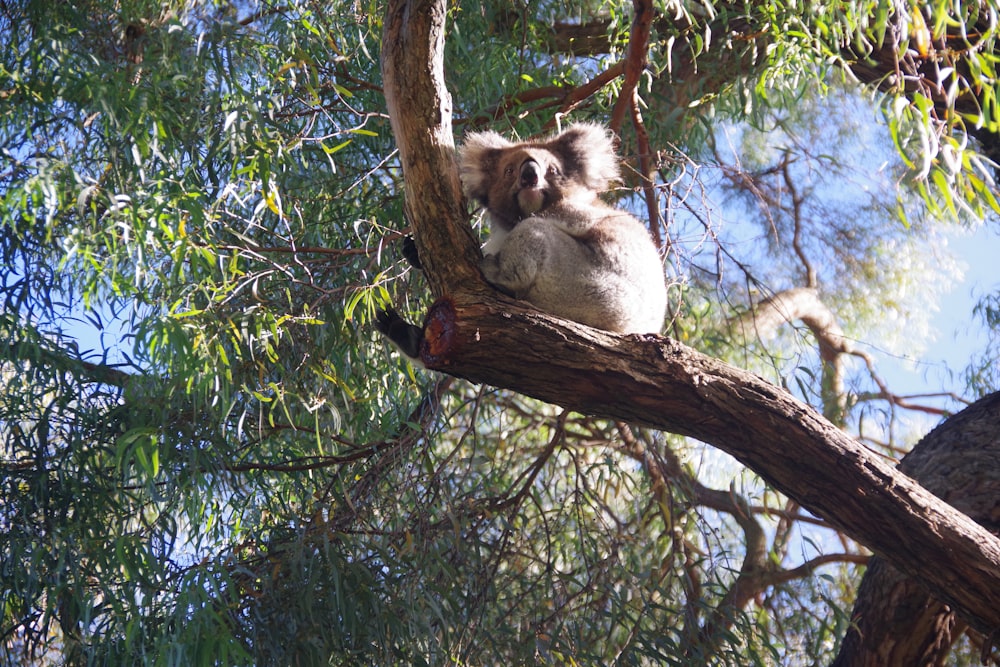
[401,236,422,270]
[375,307,423,361]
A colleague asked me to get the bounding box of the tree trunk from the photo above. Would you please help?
[381,0,480,297]
[832,392,1000,666]
[380,0,1000,645]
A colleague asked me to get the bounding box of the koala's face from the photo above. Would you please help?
[488,147,568,227]
[459,123,622,232]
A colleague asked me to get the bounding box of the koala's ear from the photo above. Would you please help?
[550,123,622,192]
[458,130,512,206]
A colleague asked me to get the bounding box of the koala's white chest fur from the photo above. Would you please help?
[459,123,667,335]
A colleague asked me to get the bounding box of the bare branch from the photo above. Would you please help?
[739,287,851,363]
[780,156,817,289]
[607,0,662,243]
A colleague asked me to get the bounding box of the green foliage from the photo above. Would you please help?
[968,291,1000,396]
[1,0,996,665]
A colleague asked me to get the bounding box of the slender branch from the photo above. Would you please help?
[5,342,133,388]
[781,156,816,288]
[486,410,567,513]
[323,377,453,531]
[609,0,653,133]
[238,5,289,26]
[608,0,662,243]
[483,62,626,130]
[851,348,967,416]
[761,552,871,587]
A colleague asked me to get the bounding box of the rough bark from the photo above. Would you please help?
[401,295,1000,639]
[380,0,1000,646]
[833,392,1000,666]
[381,0,480,297]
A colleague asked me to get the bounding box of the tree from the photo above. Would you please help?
[2,0,999,665]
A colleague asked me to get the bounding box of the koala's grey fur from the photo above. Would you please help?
[458,123,667,334]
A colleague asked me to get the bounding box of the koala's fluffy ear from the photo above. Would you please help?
[550,123,622,192]
[458,130,513,206]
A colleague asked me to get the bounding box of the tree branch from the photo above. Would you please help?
[610,0,663,241]
[737,286,851,423]
[5,342,132,389]
[381,0,481,298]
[546,4,1000,158]
[739,287,851,363]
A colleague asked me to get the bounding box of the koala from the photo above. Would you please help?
[459,123,667,334]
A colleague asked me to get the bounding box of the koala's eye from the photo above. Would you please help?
[548,164,561,176]
[504,166,514,178]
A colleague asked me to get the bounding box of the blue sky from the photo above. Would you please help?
[877,222,1000,407]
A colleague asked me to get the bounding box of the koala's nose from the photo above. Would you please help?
[520,160,540,187]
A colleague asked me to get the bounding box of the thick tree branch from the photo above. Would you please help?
[413,298,1000,638]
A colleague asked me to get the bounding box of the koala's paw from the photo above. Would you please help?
[399,236,422,271]
[480,255,517,297]
[480,253,501,282]
[375,306,423,362]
